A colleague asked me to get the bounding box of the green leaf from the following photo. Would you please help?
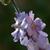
[0,0,11,6]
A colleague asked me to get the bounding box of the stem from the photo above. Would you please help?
[12,0,20,12]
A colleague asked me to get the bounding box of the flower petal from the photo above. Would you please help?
[19,29,26,36]
[29,11,34,20]
[16,11,28,21]
[20,18,28,29]
[24,24,28,29]
[11,19,19,28]
[46,44,50,50]
[20,36,29,46]
[27,39,39,50]
[34,18,46,30]
[27,26,33,37]
[38,31,48,37]
[20,18,26,26]
[37,31,49,49]
[13,36,18,42]
[11,28,19,37]
[11,28,19,42]
[26,16,33,26]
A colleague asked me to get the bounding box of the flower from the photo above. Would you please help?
[11,11,50,50]
[11,11,29,43]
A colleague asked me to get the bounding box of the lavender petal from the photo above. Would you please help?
[20,36,29,46]
[37,31,49,49]
[34,18,46,30]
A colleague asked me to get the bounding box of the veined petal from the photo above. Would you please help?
[34,17,46,30]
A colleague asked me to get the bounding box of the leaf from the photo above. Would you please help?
[0,0,11,6]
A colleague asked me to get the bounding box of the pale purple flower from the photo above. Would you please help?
[11,11,50,50]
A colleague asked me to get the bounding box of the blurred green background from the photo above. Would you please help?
[0,0,50,50]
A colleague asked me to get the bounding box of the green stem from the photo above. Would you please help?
[12,0,20,12]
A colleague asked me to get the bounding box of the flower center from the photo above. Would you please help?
[31,23,36,30]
